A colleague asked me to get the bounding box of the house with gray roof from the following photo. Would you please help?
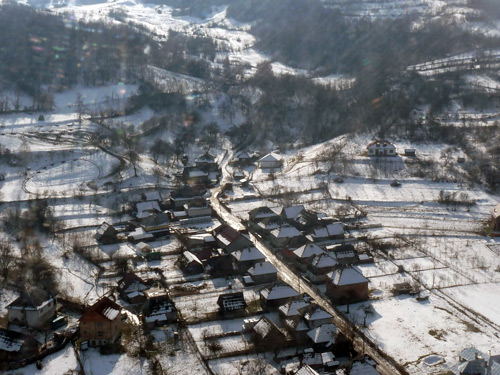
[7,288,56,328]
[326,267,369,304]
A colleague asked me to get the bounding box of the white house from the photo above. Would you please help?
[7,288,56,328]
[366,140,396,156]
[258,152,282,169]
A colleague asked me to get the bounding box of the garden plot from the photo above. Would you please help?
[11,345,80,375]
[440,283,500,327]
[174,288,260,323]
[25,150,120,196]
[342,294,500,374]
[357,260,399,278]
[367,273,414,296]
[80,348,150,375]
[189,312,279,342]
[209,354,278,375]
[393,257,444,272]
[410,268,472,289]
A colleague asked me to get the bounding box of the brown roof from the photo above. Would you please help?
[81,297,121,322]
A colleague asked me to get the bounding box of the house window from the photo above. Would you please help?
[97,322,103,328]
[98,331,104,337]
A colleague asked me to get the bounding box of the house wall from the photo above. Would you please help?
[8,299,56,328]
[80,314,122,346]
[325,282,368,304]
[187,206,212,217]
[259,160,282,169]
[251,273,277,284]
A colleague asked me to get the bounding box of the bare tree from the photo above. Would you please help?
[0,241,15,281]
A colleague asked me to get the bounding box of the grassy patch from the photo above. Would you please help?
[428,329,447,341]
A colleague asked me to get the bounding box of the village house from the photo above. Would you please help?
[250,315,288,351]
[95,222,118,244]
[248,261,278,284]
[307,323,338,351]
[451,347,500,375]
[138,212,170,237]
[217,292,247,317]
[293,243,325,266]
[184,199,212,218]
[305,253,339,284]
[231,247,266,272]
[178,251,204,274]
[117,272,149,304]
[215,225,253,253]
[311,222,344,241]
[303,305,333,329]
[232,150,254,166]
[80,297,122,347]
[257,217,286,233]
[181,166,209,186]
[195,152,217,170]
[258,152,283,169]
[260,283,301,309]
[142,292,177,329]
[136,200,162,219]
[350,360,381,375]
[327,244,358,266]
[279,299,311,343]
[366,140,396,157]
[270,225,304,249]
[170,185,206,209]
[248,206,280,224]
[326,267,369,304]
[279,205,306,222]
[7,288,56,328]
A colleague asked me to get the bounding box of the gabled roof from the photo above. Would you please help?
[231,247,265,262]
[252,315,284,339]
[311,253,338,269]
[294,243,324,259]
[249,206,279,221]
[7,288,53,310]
[195,152,216,164]
[366,140,395,149]
[271,225,302,239]
[136,201,161,218]
[328,267,368,286]
[279,299,310,317]
[258,152,281,163]
[260,284,299,301]
[282,205,305,220]
[81,297,121,322]
[248,261,277,276]
[307,323,338,344]
[234,151,251,160]
[0,329,23,353]
[350,361,381,375]
[304,306,332,322]
[118,273,148,293]
[145,191,161,202]
[183,251,203,266]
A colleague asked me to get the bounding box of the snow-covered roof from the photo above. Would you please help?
[145,191,161,201]
[295,364,320,375]
[261,284,300,300]
[307,323,338,344]
[283,205,305,220]
[248,261,277,276]
[304,306,332,322]
[232,247,265,262]
[279,299,310,317]
[329,267,368,286]
[258,152,281,163]
[311,253,338,269]
[234,151,251,160]
[326,223,344,236]
[271,225,302,239]
[350,361,381,375]
[136,201,161,216]
[195,152,216,164]
[188,170,208,177]
[366,140,395,149]
[102,306,120,320]
[294,243,324,259]
[183,251,203,265]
